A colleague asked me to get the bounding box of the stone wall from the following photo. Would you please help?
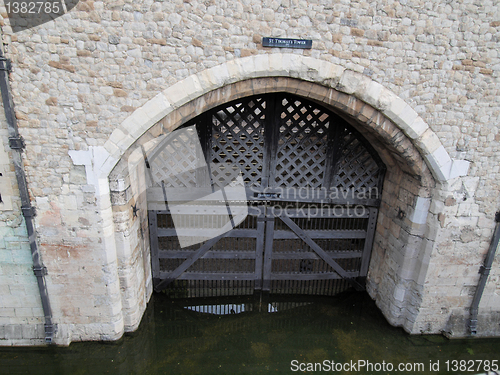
[0,0,498,344]
[0,104,46,345]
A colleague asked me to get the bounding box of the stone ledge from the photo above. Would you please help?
[424,149,470,182]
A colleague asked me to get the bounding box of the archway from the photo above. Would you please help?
[71,54,470,336]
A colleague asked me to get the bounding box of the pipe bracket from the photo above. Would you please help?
[9,136,25,150]
[0,57,11,72]
[33,265,48,277]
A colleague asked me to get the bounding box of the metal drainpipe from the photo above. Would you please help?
[0,47,55,343]
[468,211,500,336]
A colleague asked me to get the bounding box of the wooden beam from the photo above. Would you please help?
[154,232,228,291]
[278,215,353,279]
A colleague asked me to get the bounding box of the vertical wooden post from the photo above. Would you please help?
[148,210,160,286]
[254,206,266,290]
[359,207,378,277]
[262,211,275,292]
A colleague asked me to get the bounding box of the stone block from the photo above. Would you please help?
[429,199,445,215]
[253,54,271,77]
[415,128,443,156]
[406,116,429,139]
[284,54,306,79]
[4,324,22,340]
[107,127,129,152]
[320,61,345,86]
[462,177,480,196]
[356,80,382,108]
[377,88,401,113]
[457,202,480,217]
[0,251,13,263]
[98,158,120,183]
[336,69,369,95]
[448,159,470,180]
[408,197,431,225]
[389,220,401,239]
[398,255,417,280]
[140,92,173,123]
[21,324,40,339]
[11,250,32,264]
[233,56,257,80]
[383,98,422,138]
[161,83,190,110]
[294,81,315,99]
[423,147,451,182]
[267,53,287,76]
[456,216,479,227]
[197,63,230,89]
[415,240,434,285]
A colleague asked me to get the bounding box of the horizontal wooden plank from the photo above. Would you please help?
[159,250,257,259]
[158,250,361,260]
[271,251,362,260]
[159,272,258,281]
[247,187,381,207]
[149,204,373,219]
[276,207,370,219]
[151,206,263,216]
[270,272,359,280]
[272,229,366,240]
[150,203,373,219]
[147,187,249,203]
[157,228,259,238]
[158,205,249,216]
[159,271,359,281]
[147,186,381,207]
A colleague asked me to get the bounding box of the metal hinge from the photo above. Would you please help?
[44,323,56,344]
[257,216,274,222]
[479,265,491,276]
[9,136,25,150]
[468,318,478,335]
[0,57,11,72]
[33,265,48,277]
[21,206,36,217]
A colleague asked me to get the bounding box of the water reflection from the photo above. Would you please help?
[182,296,313,315]
[185,303,248,315]
[1,291,500,375]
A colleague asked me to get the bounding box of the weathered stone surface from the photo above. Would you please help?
[0,0,499,346]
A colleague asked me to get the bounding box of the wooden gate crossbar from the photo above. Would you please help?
[277,215,354,279]
[152,205,372,292]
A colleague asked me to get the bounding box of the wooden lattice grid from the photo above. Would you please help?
[211,97,266,187]
[273,97,330,188]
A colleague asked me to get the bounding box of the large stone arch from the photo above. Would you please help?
[70,54,470,337]
[103,53,468,184]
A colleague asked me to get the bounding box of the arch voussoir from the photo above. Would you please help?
[104,54,468,184]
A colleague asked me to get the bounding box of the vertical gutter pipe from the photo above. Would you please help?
[0,47,55,343]
[468,211,500,336]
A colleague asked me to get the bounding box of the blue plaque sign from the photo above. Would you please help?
[262,37,313,49]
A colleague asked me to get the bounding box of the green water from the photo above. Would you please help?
[1,291,499,374]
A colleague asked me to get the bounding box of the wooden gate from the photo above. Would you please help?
[147,93,385,297]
